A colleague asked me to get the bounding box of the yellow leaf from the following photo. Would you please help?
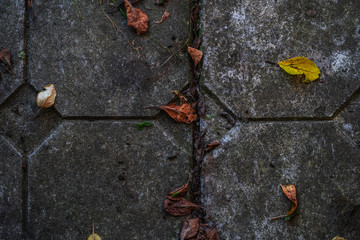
[87,233,102,240]
[277,56,320,83]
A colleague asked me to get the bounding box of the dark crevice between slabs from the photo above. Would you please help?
[22,0,30,238]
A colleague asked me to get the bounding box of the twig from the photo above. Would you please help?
[270,214,287,221]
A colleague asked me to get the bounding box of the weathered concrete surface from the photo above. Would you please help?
[0,85,61,153]
[0,1,24,105]
[0,137,22,239]
[202,0,360,118]
[335,94,360,146]
[28,0,191,117]
[203,122,360,239]
[28,120,191,240]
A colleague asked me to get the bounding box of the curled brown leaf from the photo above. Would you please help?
[164,197,201,216]
[124,0,149,35]
[180,218,199,240]
[36,84,57,108]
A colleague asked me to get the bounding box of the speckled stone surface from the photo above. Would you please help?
[0,1,24,105]
[27,120,191,240]
[27,0,191,117]
[202,122,360,239]
[202,0,360,118]
[0,137,22,239]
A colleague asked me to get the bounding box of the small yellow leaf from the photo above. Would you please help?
[87,233,102,240]
[36,84,57,108]
[277,56,320,83]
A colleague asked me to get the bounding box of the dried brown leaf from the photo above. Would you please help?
[160,103,197,124]
[36,84,57,108]
[164,197,201,216]
[281,184,297,216]
[124,0,149,35]
[180,218,200,240]
[169,183,189,198]
[188,47,203,68]
[205,140,221,152]
[205,226,220,240]
[0,47,12,72]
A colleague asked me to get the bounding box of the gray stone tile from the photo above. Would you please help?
[27,0,190,117]
[335,94,360,146]
[0,85,62,153]
[202,0,360,118]
[0,1,24,105]
[203,122,360,239]
[0,137,22,239]
[28,120,191,239]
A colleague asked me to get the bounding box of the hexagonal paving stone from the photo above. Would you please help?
[0,1,24,105]
[203,122,360,239]
[27,0,191,117]
[28,120,191,239]
[202,0,360,118]
[0,137,22,239]
[0,85,62,153]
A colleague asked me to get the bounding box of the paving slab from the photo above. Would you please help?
[203,122,360,239]
[0,1,24,105]
[28,120,191,239]
[0,85,62,153]
[0,137,22,239]
[335,94,360,146]
[27,0,191,117]
[202,0,360,118]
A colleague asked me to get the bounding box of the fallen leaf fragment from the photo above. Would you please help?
[169,183,189,198]
[205,140,221,152]
[270,184,298,221]
[164,197,201,216]
[124,0,149,35]
[36,84,57,108]
[205,226,220,240]
[188,47,203,67]
[180,218,199,240]
[277,56,320,83]
[160,103,197,124]
[87,224,102,240]
[170,90,187,104]
[155,11,169,24]
[0,47,12,72]
[87,233,102,240]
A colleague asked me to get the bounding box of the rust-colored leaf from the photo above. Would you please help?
[0,47,12,72]
[205,140,221,152]
[160,103,197,124]
[188,47,203,67]
[155,11,169,24]
[124,0,149,35]
[169,183,189,198]
[205,226,220,240]
[180,218,199,240]
[36,84,57,108]
[164,197,201,216]
[270,184,298,220]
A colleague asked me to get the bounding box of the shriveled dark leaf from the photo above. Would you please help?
[164,197,201,216]
[169,183,189,198]
[180,218,199,240]
[205,140,221,152]
[0,47,12,72]
[192,37,201,49]
[205,226,220,240]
